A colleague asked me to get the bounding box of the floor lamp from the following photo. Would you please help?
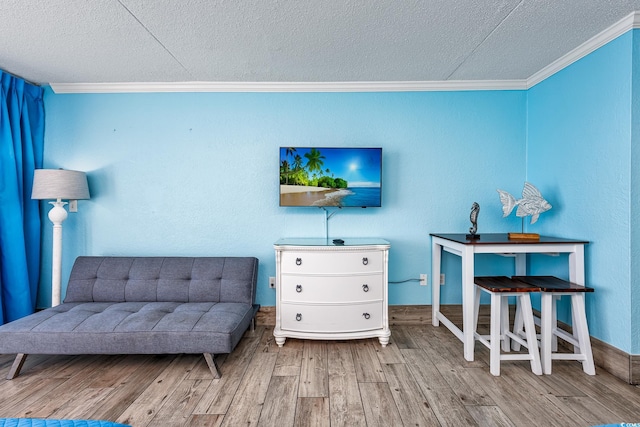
[31,169,90,307]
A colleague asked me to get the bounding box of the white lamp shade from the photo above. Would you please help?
[31,169,90,200]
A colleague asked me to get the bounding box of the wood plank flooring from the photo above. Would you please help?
[0,324,639,426]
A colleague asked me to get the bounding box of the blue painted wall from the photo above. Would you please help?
[37,29,640,354]
[527,30,636,353]
[40,90,526,310]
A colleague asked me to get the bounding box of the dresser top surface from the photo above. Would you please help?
[275,238,390,247]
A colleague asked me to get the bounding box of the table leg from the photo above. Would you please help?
[569,244,586,354]
[512,253,528,351]
[515,253,527,276]
[462,245,475,361]
[569,245,585,285]
[541,293,553,374]
[432,240,442,326]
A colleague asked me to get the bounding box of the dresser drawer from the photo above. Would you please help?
[280,251,383,274]
[280,302,383,333]
[280,274,382,303]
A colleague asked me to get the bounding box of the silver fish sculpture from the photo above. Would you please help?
[497,182,551,224]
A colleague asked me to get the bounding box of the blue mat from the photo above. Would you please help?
[0,420,130,427]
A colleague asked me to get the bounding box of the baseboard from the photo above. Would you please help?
[254,305,437,327]
[255,306,275,326]
[631,354,640,384]
[589,334,635,384]
[255,305,639,384]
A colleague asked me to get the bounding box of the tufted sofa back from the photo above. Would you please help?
[64,257,258,304]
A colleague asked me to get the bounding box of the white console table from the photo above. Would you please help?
[273,238,391,347]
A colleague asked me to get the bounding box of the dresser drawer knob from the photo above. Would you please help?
[362,313,371,320]
[295,258,302,266]
[296,284,302,293]
[362,284,369,292]
[296,313,302,321]
[362,257,368,265]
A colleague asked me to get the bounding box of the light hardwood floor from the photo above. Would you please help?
[0,324,639,426]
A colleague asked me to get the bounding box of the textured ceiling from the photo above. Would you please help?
[1,0,640,86]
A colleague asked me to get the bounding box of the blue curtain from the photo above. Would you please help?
[0,71,44,325]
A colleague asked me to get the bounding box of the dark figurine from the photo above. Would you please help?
[466,202,480,239]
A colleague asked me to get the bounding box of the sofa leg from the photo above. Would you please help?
[203,353,221,379]
[7,353,28,380]
[251,317,256,332]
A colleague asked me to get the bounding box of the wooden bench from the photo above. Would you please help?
[512,275,595,375]
[473,276,542,376]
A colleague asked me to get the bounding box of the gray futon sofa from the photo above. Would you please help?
[0,256,259,379]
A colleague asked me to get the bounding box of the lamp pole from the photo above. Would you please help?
[48,199,68,306]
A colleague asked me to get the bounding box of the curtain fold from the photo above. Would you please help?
[0,71,44,324]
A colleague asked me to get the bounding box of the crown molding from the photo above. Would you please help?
[49,11,640,94]
[527,11,640,88]
[49,79,527,94]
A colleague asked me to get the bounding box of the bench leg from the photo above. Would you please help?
[500,295,511,352]
[571,293,595,375]
[203,353,221,379]
[519,295,542,375]
[7,353,28,380]
[512,300,521,351]
[490,292,502,376]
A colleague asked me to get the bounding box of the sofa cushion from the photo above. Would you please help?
[0,301,255,355]
[64,257,258,304]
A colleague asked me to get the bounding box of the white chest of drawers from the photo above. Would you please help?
[273,238,391,347]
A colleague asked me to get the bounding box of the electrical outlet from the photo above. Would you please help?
[269,277,276,288]
[440,274,445,285]
[420,274,427,286]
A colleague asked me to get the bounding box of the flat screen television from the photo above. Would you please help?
[279,147,382,208]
